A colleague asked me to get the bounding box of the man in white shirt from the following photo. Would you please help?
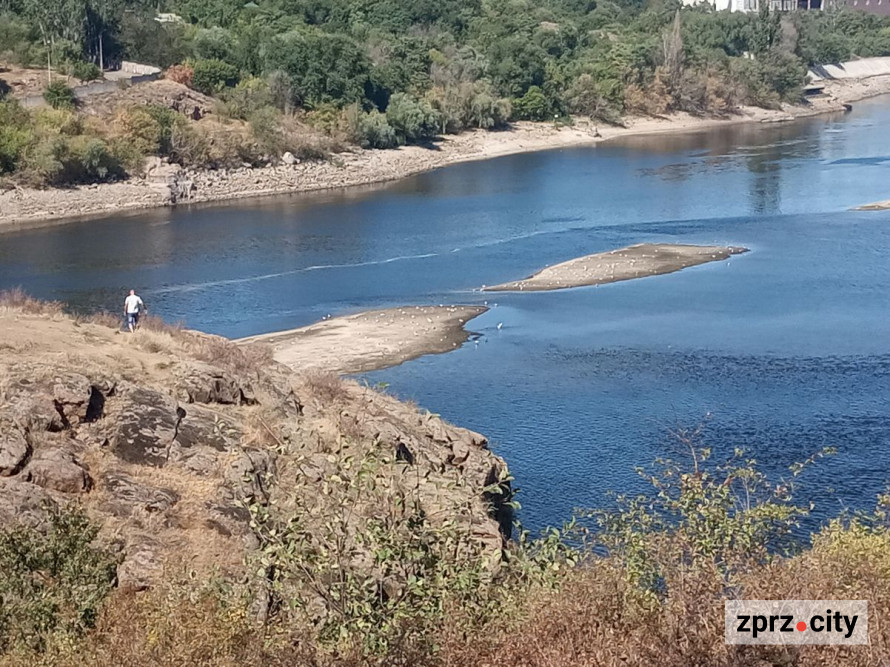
[124,290,145,332]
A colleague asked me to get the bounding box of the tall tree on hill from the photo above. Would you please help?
[86,0,123,69]
[662,10,684,99]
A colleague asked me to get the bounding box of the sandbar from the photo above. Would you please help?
[854,199,890,211]
[238,305,487,375]
[482,243,748,292]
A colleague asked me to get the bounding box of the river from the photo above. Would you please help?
[3,98,890,532]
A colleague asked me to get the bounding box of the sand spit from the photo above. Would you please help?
[238,305,487,375]
[482,243,748,292]
[854,199,890,211]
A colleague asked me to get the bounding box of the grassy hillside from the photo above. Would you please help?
[0,292,889,666]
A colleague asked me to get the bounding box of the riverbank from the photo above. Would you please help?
[483,244,748,292]
[237,305,487,375]
[3,72,889,232]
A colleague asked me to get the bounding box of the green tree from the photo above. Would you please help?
[266,29,371,107]
[191,58,240,95]
[0,100,32,173]
[512,85,550,121]
[385,92,439,144]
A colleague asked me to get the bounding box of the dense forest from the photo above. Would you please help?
[2,0,890,185]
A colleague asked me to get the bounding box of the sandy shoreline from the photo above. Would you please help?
[855,199,890,211]
[483,243,748,292]
[3,74,890,232]
[238,305,487,375]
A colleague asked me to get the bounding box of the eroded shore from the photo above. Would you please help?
[3,72,889,232]
[238,305,487,375]
[483,243,748,292]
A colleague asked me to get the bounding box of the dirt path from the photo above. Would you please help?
[237,305,487,375]
[483,244,748,292]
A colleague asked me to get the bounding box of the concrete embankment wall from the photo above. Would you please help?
[810,57,890,81]
[19,62,161,108]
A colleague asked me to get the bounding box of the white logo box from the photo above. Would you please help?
[725,600,868,645]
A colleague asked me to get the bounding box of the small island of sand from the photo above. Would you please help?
[238,305,487,375]
[482,243,748,292]
[854,199,890,211]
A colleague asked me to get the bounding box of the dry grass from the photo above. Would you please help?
[12,532,889,667]
[139,313,185,336]
[131,328,178,355]
[190,336,274,376]
[0,287,64,316]
[302,370,350,404]
[75,311,123,330]
[0,581,373,667]
[439,530,890,667]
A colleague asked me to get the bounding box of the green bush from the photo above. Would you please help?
[191,58,240,95]
[0,505,118,653]
[68,60,102,82]
[113,107,163,157]
[0,101,32,174]
[143,104,180,155]
[385,92,439,144]
[77,138,123,181]
[43,81,76,111]
[355,109,398,148]
[219,77,272,120]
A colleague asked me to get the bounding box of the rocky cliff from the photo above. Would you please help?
[0,303,509,602]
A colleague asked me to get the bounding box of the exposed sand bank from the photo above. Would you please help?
[238,305,487,375]
[483,243,748,292]
[240,245,745,373]
[854,199,890,211]
[3,71,889,232]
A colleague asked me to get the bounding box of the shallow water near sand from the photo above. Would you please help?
[4,98,890,532]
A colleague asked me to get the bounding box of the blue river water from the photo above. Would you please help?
[3,98,890,531]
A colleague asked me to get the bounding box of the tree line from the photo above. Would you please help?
[1,0,890,185]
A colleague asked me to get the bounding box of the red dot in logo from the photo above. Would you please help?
[797,621,807,632]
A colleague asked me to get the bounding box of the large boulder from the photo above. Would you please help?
[175,362,256,406]
[112,386,184,466]
[5,377,66,432]
[174,404,242,452]
[102,472,179,516]
[25,447,92,493]
[0,411,29,476]
[0,478,54,527]
[117,537,164,593]
[51,372,94,425]
[225,449,274,504]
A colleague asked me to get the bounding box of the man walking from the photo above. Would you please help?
[124,289,145,332]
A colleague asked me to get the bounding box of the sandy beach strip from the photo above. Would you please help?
[482,243,748,292]
[4,72,890,232]
[237,305,487,375]
[854,199,890,211]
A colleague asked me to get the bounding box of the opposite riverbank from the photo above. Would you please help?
[3,72,889,233]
